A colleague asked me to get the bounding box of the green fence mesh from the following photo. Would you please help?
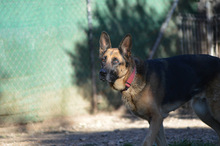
[0,0,90,123]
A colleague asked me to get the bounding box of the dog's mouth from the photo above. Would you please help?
[99,69,118,84]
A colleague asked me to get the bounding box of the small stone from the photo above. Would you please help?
[108,140,115,146]
[114,129,120,133]
[101,133,107,137]
[119,138,124,143]
[80,137,86,141]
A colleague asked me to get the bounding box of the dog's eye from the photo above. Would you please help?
[102,56,107,63]
[112,58,119,65]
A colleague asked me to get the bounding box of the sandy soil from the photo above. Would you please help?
[0,109,219,146]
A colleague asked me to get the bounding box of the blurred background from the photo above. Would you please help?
[0,0,220,125]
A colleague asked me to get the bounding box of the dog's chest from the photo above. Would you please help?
[122,93,152,120]
[122,94,136,112]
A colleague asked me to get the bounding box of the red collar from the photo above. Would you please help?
[121,66,136,92]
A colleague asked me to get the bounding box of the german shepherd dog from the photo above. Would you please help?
[99,32,220,146]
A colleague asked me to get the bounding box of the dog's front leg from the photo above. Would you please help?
[142,114,163,146]
[155,123,168,146]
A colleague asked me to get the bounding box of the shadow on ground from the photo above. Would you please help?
[27,128,218,145]
[0,113,219,146]
[0,112,218,146]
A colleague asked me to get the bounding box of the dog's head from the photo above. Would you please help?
[99,32,133,87]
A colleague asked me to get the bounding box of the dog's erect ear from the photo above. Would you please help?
[99,31,112,57]
[119,34,132,58]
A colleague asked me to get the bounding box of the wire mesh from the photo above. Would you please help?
[0,0,89,123]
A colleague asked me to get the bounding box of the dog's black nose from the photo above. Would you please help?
[100,68,107,76]
[99,69,107,81]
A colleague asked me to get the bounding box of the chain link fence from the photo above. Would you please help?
[0,0,200,124]
[0,0,90,124]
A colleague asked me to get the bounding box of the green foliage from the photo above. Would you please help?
[123,143,133,146]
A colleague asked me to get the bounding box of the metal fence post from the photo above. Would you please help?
[87,0,97,113]
[206,0,214,56]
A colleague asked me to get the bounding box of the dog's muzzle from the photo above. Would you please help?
[99,68,118,83]
[99,68,107,81]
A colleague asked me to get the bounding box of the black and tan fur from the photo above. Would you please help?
[99,32,220,146]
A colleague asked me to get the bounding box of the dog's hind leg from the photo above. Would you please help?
[206,75,220,124]
[155,123,168,146]
[192,97,220,138]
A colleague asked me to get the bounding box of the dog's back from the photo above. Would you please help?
[144,55,220,105]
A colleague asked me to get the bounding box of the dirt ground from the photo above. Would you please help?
[0,108,219,146]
